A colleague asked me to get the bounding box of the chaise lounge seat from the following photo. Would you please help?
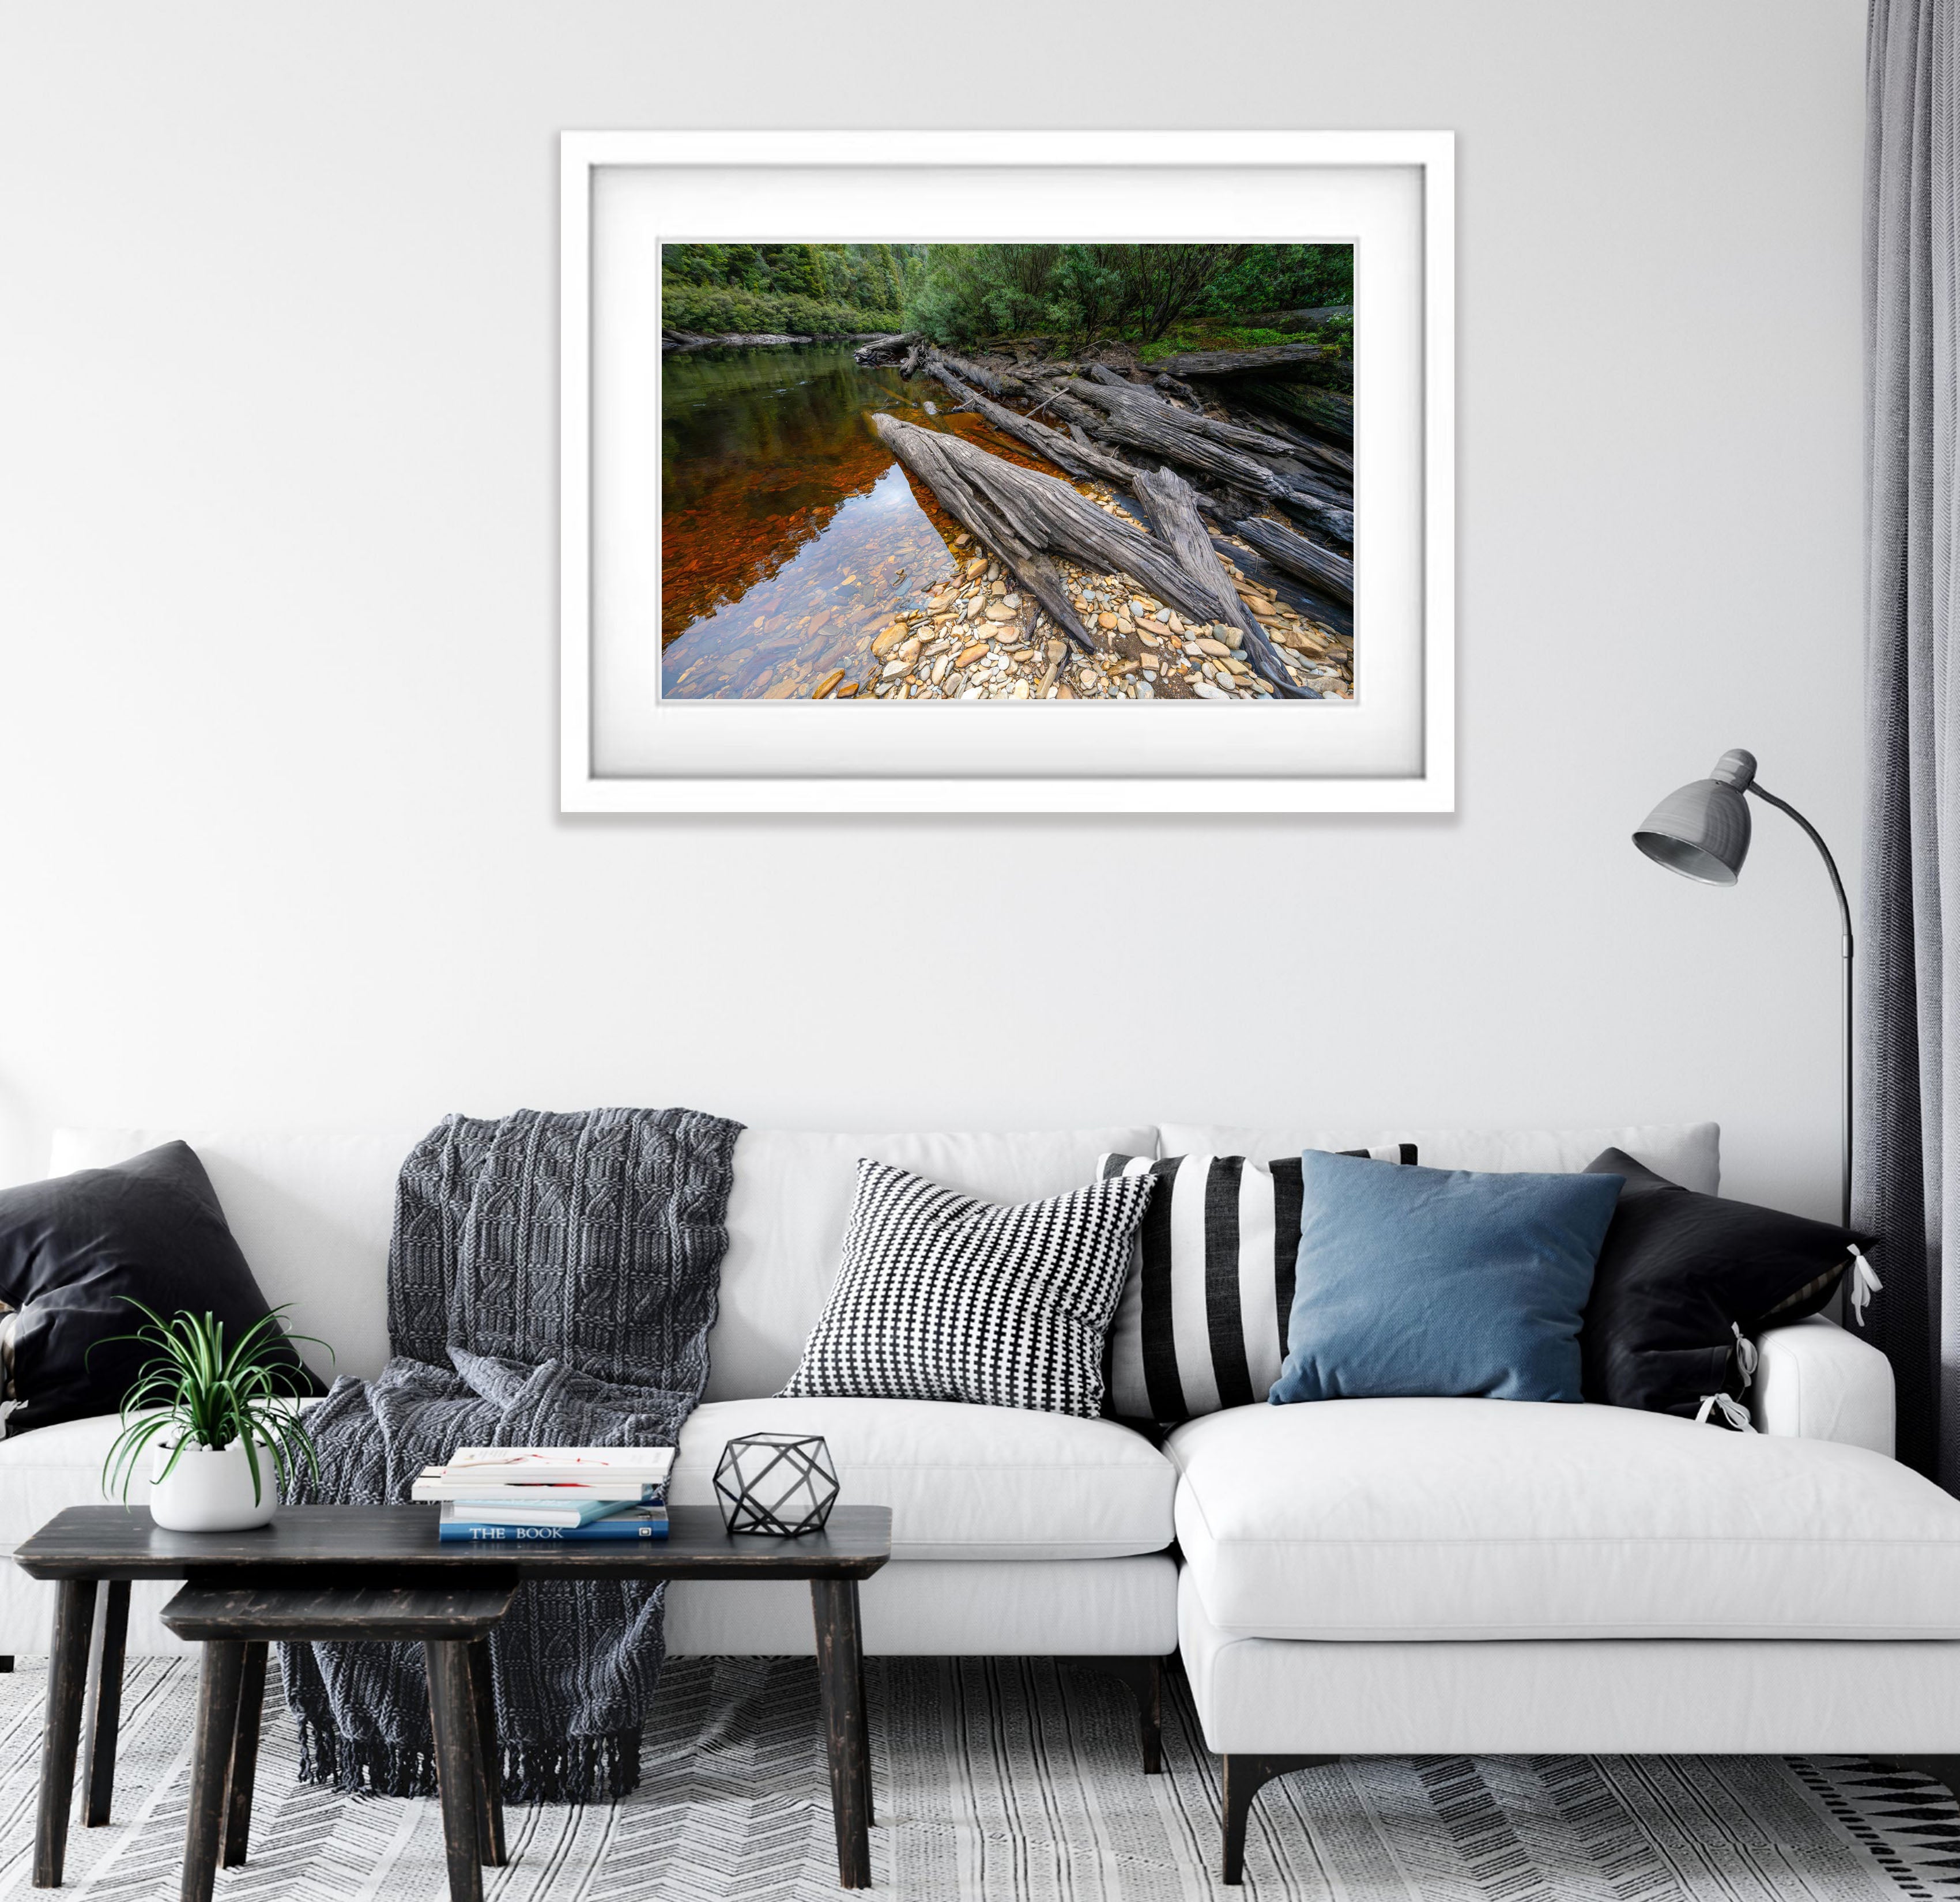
[1170,1323,1960,1880]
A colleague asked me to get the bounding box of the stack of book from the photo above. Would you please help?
[412,1447,674,1542]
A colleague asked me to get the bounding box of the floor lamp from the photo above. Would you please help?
[1631,748,1856,1231]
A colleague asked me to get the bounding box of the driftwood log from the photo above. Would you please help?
[937,352,1032,399]
[1050,380,1355,541]
[872,413,1255,651]
[852,331,918,365]
[1233,514,1355,606]
[1232,378,1354,449]
[1064,378,1305,459]
[929,361,1139,488]
[1132,467,1315,699]
[1220,402,1354,480]
[1148,342,1345,380]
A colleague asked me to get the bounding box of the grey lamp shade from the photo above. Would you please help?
[1632,748,1757,885]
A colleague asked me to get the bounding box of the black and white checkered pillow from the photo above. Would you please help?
[1098,1146,1418,1424]
[781,1158,1158,1417]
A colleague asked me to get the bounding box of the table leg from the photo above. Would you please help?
[464,1637,506,1866]
[181,1643,247,1902]
[221,1642,268,1867]
[424,1640,485,1902]
[856,1640,874,1829]
[34,1575,97,1888]
[811,1579,872,1889]
[81,1580,130,1826]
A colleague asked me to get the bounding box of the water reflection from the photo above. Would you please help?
[661,344,956,699]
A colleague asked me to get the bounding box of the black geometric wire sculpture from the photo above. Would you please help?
[713,1432,840,1537]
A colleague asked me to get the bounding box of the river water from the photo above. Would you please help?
[659,343,1057,700]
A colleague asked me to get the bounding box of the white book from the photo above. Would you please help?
[409,1446,673,1504]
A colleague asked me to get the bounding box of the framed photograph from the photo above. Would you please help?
[560,131,1453,813]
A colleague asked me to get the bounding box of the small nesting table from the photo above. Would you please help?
[162,1573,518,1902]
[14,1503,893,1894]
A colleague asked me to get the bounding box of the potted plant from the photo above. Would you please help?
[101,1304,327,1533]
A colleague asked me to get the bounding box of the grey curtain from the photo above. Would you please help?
[1858,0,1959,1479]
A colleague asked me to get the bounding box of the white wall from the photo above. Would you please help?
[0,1,1866,1217]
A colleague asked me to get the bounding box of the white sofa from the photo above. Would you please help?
[3,1117,1943,1885]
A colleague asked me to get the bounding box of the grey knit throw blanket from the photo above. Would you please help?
[281,1106,743,1802]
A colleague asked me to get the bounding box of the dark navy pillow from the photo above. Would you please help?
[1270,1150,1624,1405]
[0,1142,321,1436]
[1580,1148,1876,1421]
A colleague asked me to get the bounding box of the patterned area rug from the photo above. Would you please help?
[0,1654,1955,1900]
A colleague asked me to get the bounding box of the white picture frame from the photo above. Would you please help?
[560,130,1454,814]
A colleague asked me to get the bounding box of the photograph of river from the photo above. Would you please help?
[658,243,1356,703]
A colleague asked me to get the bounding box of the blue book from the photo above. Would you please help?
[438,1503,669,1542]
[447,1495,635,1529]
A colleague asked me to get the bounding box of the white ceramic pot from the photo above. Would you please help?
[149,1437,277,1533]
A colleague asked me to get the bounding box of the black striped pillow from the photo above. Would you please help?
[1097,1147,1418,1424]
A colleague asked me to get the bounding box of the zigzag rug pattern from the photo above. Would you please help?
[0,1655,1952,1900]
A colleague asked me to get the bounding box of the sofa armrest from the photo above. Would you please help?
[1750,1314,1895,1456]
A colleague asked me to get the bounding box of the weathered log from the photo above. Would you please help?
[1132,467,1316,699]
[930,360,1138,489]
[937,352,1031,399]
[1234,377,1354,449]
[1086,364,1144,388]
[662,328,813,352]
[1149,342,1344,380]
[1233,515,1354,606]
[1053,380,1351,536]
[1064,378,1302,459]
[853,331,918,365]
[872,413,1242,643]
[1240,305,1352,332]
[1153,372,1204,407]
[1221,401,1354,480]
[898,341,930,380]
[872,417,1094,654]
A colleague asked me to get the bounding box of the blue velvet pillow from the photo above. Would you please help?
[1269,1150,1624,1405]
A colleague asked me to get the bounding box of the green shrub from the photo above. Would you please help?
[661,284,900,338]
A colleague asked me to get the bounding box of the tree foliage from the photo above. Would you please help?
[658,241,1352,348]
[900,243,1353,347]
[661,243,921,333]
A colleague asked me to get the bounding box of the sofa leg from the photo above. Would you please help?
[1877,1755,1960,1801]
[1222,1753,1338,1885]
[0,1656,12,1673]
[1062,1656,1167,1773]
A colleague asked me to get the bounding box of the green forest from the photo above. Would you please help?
[661,242,1352,357]
[662,243,923,338]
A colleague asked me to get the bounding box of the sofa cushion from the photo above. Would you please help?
[46,1124,1159,1401]
[1170,1397,1960,1639]
[1162,1123,1720,1194]
[1,1392,1178,1568]
[2,1142,323,1435]
[1268,1152,1624,1406]
[1097,1146,1417,1424]
[672,1395,1175,1560]
[780,1160,1155,1418]
[1581,1148,1873,1420]
[708,1126,1156,1399]
[48,1128,421,1382]
[0,1411,149,1556]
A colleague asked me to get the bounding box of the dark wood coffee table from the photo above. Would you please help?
[13,1503,892,1892]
